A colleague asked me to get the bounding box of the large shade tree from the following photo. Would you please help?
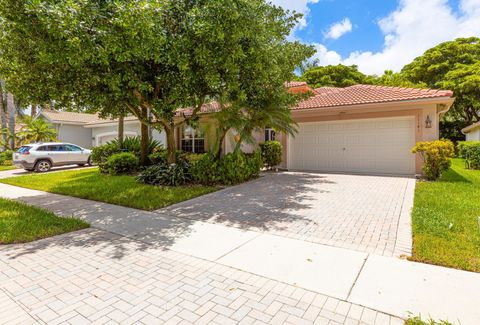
[0,0,313,163]
[299,64,372,88]
[401,37,480,123]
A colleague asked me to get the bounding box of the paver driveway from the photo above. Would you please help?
[158,172,416,257]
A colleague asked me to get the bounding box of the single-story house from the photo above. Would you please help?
[462,121,480,141]
[38,83,455,176]
[37,110,166,149]
[186,83,454,176]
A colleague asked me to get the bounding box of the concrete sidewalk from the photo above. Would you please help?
[1,183,479,324]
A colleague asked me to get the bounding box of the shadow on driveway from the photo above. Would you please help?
[157,172,336,232]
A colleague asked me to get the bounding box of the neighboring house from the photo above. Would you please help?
[36,83,455,176]
[462,121,480,141]
[37,110,166,148]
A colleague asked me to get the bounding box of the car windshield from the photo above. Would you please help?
[17,146,32,154]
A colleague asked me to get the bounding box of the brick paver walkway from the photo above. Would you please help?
[0,229,403,325]
[158,172,416,257]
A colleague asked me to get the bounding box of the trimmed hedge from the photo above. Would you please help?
[260,141,282,170]
[457,141,480,169]
[104,152,139,175]
[190,150,263,186]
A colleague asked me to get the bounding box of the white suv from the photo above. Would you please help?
[13,142,92,172]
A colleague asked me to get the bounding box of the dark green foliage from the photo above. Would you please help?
[105,152,139,175]
[439,120,469,143]
[301,64,371,88]
[260,141,282,169]
[402,37,480,123]
[91,143,120,172]
[190,150,263,185]
[137,163,190,186]
[458,141,480,169]
[189,153,221,185]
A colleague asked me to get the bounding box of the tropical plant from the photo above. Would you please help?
[108,136,161,157]
[137,163,190,187]
[17,117,57,143]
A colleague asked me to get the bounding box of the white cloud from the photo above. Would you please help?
[308,0,480,75]
[269,0,320,28]
[311,43,342,65]
[323,18,353,40]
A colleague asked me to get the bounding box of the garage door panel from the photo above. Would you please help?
[289,117,415,175]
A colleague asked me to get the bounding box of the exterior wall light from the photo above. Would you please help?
[425,115,432,129]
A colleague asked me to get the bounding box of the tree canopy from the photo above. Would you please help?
[300,64,371,88]
[402,37,480,122]
[0,0,313,162]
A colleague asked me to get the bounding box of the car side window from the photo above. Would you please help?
[66,145,82,152]
[36,146,47,151]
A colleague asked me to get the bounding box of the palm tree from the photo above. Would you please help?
[17,117,57,143]
[0,82,7,150]
[6,92,15,149]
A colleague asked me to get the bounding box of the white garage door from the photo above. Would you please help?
[288,117,416,175]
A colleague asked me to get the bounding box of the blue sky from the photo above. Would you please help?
[271,0,480,75]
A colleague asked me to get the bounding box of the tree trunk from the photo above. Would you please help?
[7,92,15,149]
[165,123,176,164]
[140,107,149,166]
[215,128,228,160]
[118,115,124,150]
[31,104,37,118]
[0,83,7,150]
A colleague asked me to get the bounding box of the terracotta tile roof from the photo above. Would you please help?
[285,81,308,88]
[462,121,480,133]
[313,87,339,95]
[294,84,454,110]
[40,110,99,124]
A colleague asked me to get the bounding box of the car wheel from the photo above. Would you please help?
[35,160,52,173]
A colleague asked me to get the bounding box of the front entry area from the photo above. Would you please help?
[288,116,416,175]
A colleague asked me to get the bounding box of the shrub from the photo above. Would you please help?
[260,141,282,170]
[137,163,190,186]
[189,153,221,185]
[459,141,480,169]
[104,152,139,175]
[457,141,478,158]
[412,140,455,181]
[148,149,192,166]
[190,150,263,185]
[0,150,13,165]
[91,143,120,172]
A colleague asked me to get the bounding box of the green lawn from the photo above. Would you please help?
[0,168,219,210]
[0,198,88,244]
[411,158,480,272]
[0,165,16,171]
